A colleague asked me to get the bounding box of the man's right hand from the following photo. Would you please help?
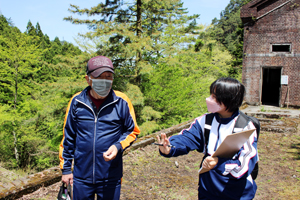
[62,173,73,185]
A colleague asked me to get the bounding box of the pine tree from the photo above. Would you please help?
[0,19,42,166]
[63,0,200,135]
[64,0,199,83]
[25,20,36,36]
[35,22,43,37]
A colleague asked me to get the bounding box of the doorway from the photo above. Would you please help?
[261,67,281,106]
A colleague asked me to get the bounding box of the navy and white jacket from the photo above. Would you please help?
[59,86,140,184]
[161,111,258,200]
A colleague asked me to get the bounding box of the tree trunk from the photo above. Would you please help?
[14,62,18,109]
[136,0,142,62]
[13,62,19,164]
[13,130,19,164]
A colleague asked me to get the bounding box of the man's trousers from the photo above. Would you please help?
[73,178,121,200]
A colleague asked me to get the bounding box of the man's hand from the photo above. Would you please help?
[103,145,118,161]
[62,174,73,185]
[156,133,171,155]
[202,156,218,171]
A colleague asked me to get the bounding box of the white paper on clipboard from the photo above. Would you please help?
[198,128,256,174]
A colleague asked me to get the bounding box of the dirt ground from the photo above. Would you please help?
[17,118,300,200]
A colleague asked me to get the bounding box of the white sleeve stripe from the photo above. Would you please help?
[233,127,243,132]
[204,124,212,130]
[178,116,202,134]
[232,141,253,174]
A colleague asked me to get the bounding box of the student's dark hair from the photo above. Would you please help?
[210,77,245,112]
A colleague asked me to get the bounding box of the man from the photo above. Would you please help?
[59,55,140,200]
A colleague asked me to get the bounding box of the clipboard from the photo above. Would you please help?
[198,128,256,174]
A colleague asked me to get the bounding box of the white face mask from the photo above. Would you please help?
[206,95,225,113]
[89,78,113,97]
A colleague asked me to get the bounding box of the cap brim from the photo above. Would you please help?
[90,67,114,78]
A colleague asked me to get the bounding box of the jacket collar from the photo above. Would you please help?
[76,86,119,107]
[214,110,240,124]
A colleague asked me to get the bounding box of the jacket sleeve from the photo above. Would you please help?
[161,116,205,158]
[114,92,140,152]
[214,122,259,179]
[59,93,80,175]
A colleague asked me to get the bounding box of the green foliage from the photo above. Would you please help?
[64,0,200,80]
[139,120,161,137]
[124,83,145,107]
[138,106,162,137]
[0,60,87,170]
[23,19,83,64]
[0,15,87,170]
[141,106,162,122]
[207,0,251,77]
[0,23,42,106]
[25,20,36,36]
[144,47,231,128]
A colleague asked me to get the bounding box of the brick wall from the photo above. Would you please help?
[241,0,300,107]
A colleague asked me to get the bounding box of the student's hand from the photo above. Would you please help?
[103,145,118,161]
[62,173,73,185]
[202,156,218,170]
[156,133,171,155]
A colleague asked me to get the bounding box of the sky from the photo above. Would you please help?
[0,0,230,45]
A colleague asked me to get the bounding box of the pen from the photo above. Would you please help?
[152,143,175,148]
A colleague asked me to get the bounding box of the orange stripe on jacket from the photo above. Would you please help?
[115,91,141,149]
[59,92,81,169]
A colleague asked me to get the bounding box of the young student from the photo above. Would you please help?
[157,77,258,200]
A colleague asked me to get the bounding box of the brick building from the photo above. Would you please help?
[241,0,300,107]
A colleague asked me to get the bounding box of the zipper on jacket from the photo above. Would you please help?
[93,116,97,184]
[97,99,119,116]
[214,123,222,151]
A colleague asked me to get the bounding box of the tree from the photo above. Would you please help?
[64,0,199,83]
[25,20,36,36]
[208,0,251,77]
[61,41,82,56]
[0,16,43,166]
[64,0,200,134]
[0,14,86,170]
[35,22,43,37]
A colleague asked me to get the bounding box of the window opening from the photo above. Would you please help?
[257,0,279,12]
[272,44,291,52]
